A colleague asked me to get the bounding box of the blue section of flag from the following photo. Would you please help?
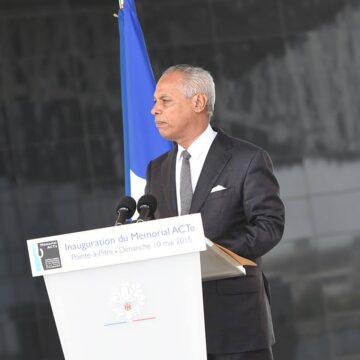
[118,0,172,195]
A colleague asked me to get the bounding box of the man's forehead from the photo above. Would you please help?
[159,71,184,86]
[154,73,184,96]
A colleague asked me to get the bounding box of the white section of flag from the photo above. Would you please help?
[130,170,146,204]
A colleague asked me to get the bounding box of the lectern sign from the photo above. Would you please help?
[26,214,208,360]
[27,213,206,277]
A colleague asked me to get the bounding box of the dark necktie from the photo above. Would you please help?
[180,150,193,215]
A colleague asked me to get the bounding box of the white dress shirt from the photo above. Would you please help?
[176,125,217,215]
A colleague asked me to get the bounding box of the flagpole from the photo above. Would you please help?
[113,0,123,17]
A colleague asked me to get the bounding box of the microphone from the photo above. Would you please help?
[136,194,157,222]
[115,196,136,226]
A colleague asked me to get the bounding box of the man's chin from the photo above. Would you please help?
[158,129,173,141]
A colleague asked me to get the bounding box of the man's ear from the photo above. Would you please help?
[191,93,208,113]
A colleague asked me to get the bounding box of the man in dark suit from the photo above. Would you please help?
[145,65,285,360]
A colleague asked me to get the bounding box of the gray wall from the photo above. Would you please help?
[1,0,360,359]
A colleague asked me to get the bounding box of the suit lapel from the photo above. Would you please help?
[190,130,233,213]
[161,146,178,217]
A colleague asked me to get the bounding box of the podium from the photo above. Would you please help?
[27,214,207,360]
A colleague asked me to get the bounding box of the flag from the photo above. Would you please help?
[118,0,172,202]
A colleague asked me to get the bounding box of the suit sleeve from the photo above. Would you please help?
[221,149,285,259]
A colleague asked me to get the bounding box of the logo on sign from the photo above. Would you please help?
[33,240,62,271]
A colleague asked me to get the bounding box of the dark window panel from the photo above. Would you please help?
[67,0,112,10]
[91,177,124,196]
[0,105,12,151]
[296,331,331,360]
[70,11,119,57]
[2,14,70,60]
[331,326,360,358]
[0,279,16,312]
[14,140,91,184]
[5,99,83,149]
[150,43,221,80]
[0,323,5,358]
[139,3,214,49]
[211,0,283,40]
[82,98,122,140]
[2,56,77,103]
[21,199,58,240]
[0,199,25,250]
[0,0,56,14]
[0,150,17,190]
[271,277,299,360]
[32,277,50,304]
[1,59,38,101]
[0,253,9,275]
[36,15,71,57]
[71,54,122,124]
[278,0,350,34]
[2,16,48,59]
[5,317,41,360]
[51,199,82,235]
[78,193,114,230]
[217,37,285,77]
[37,318,64,359]
[87,138,123,180]
[9,250,29,276]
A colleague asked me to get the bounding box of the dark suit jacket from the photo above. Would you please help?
[145,129,285,354]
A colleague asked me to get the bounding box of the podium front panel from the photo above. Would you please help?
[44,252,206,360]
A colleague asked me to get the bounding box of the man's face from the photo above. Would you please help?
[151,71,196,145]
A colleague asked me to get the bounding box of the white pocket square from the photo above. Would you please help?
[211,185,227,193]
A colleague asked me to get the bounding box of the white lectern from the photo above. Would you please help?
[27,214,207,360]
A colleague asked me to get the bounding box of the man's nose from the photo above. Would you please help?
[151,103,160,115]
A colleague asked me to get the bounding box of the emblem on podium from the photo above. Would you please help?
[110,282,146,321]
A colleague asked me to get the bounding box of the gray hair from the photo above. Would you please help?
[162,64,216,118]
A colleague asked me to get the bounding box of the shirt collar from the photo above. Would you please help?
[177,124,217,161]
